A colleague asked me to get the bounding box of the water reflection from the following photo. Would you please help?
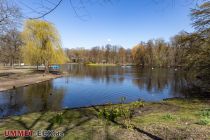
[62,64,126,84]
[0,81,65,117]
[63,65,189,98]
[0,64,196,117]
[132,68,188,97]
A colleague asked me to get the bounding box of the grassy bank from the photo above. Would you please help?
[0,99,209,139]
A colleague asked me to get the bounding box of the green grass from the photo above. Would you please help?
[0,99,210,139]
[196,108,210,125]
[197,117,210,125]
[162,114,176,121]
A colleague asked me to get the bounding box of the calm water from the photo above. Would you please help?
[0,65,192,117]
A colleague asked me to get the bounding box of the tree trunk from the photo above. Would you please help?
[19,60,21,67]
[36,63,39,70]
[11,57,14,69]
[45,61,49,74]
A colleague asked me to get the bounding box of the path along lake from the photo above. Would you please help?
[0,64,194,117]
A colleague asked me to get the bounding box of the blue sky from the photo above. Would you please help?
[17,0,197,49]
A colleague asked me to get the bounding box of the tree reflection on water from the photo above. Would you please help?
[0,64,206,117]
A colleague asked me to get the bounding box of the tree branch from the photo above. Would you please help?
[30,0,64,19]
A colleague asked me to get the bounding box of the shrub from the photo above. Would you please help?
[98,107,129,121]
[98,98,144,129]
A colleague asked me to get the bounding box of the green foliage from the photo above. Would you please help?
[98,107,124,121]
[98,106,134,129]
[98,98,144,129]
[21,19,68,73]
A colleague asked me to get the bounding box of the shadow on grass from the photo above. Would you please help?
[5,109,94,140]
[92,106,163,140]
[4,105,163,140]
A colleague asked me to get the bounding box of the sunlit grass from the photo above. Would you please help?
[0,99,210,139]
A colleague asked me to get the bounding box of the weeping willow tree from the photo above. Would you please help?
[21,19,68,73]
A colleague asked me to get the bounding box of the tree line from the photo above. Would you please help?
[65,45,133,64]
[0,0,209,90]
[64,1,209,68]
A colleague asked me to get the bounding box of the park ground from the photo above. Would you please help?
[0,99,209,140]
[0,67,62,92]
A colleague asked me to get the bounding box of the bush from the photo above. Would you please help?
[98,107,118,121]
[98,98,144,129]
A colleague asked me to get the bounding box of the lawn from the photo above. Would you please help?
[0,99,210,140]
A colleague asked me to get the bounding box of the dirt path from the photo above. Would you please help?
[0,68,62,92]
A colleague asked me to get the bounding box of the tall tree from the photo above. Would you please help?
[189,1,210,90]
[0,0,21,34]
[145,40,154,66]
[118,47,126,64]
[0,29,22,67]
[22,20,68,73]
[131,43,146,67]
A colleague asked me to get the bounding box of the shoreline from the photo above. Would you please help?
[86,63,117,66]
[0,68,63,92]
[0,99,209,139]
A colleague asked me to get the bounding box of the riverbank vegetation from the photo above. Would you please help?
[0,99,209,139]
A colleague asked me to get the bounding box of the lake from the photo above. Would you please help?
[0,64,193,117]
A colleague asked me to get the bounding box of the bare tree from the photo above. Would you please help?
[0,29,22,67]
[0,0,21,34]
[191,1,210,37]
